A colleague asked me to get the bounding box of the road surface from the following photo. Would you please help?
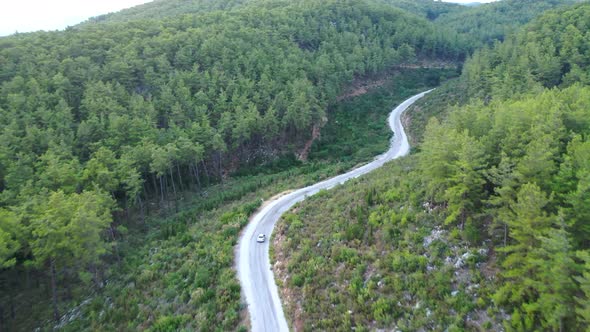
[236,90,434,331]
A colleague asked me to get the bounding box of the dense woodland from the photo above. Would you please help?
[436,0,584,46]
[90,0,464,25]
[0,0,465,329]
[0,0,588,330]
[276,2,590,331]
[424,4,590,329]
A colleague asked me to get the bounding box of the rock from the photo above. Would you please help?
[423,226,446,247]
[445,256,453,265]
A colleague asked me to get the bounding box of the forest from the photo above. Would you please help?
[0,0,588,330]
[275,2,590,331]
[0,0,464,329]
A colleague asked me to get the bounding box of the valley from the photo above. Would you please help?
[1,0,589,331]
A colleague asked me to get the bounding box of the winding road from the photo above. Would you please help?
[236,89,433,331]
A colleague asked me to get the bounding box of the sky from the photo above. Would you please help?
[0,0,153,36]
[0,0,499,37]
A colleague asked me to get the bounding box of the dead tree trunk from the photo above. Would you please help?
[169,167,178,213]
[50,259,59,322]
[216,152,223,182]
[194,162,201,189]
[176,163,184,192]
[138,196,146,225]
[201,160,210,186]
[152,174,158,203]
[159,175,165,208]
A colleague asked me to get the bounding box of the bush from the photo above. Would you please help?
[149,315,189,332]
[291,274,305,287]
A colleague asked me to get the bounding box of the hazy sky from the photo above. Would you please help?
[0,0,499,37]
[0,0,153,36]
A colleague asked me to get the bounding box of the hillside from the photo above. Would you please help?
[0,0,462,329]
[90,0,467,24]
[275,3,590,330]
[92,0,574,49]
[0,0,465,223]
[87,0,252,23]
[85,0,580,57]
[436,0,585,46]
[1,0,589,330]
[462,1,590,99]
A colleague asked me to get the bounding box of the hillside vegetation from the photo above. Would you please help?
[88,0,252,23]
[275,3,590,331]
[462,2,590,99]
[1,0,588,330]
[91,0,465,25]
[1,0,461,327]
[436,0,584,46]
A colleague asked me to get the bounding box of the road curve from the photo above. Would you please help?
[236,89,434,331]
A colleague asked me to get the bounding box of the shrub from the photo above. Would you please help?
[149,315,189,332]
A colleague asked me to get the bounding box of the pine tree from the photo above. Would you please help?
[575,251,590,331]
[29,190,113,321]
[0,209,21,269]
[495,184,575,331]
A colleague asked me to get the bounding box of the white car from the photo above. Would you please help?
[257,234,266,243]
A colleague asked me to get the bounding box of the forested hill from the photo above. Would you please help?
[89,0,466,24]
[419,4,590,329]
[0,0,466,212]
[377,0,465,20]
[90,0,577,46]
[435,0,585,46]
[1,0,588,330]
[87,0,252,23]
[0,0,466,329]
[85,0,582,52]
[462,1,590,99]
[273,2,590,330]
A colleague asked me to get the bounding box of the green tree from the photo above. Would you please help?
[442,130,487,230]
[0,209,21,269]
[29,190,113,321]
[575,251,590,331]
[495,184,575,331]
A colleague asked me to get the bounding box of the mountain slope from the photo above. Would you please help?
[274,3,590,330]
[462,2,590,99]
[436,0,585,45]
[89,0,467,24]
[0,0,466,212]
[0,0,464,329]
[87,0,253,23]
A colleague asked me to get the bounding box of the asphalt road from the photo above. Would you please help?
[236,89,434,331]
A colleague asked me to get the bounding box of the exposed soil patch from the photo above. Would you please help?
[297,124,323,161]
[401,109,415,144]
[272,221,305,331]
[481,247,499,281]
[336,62,457,102]
[337,78,389,101]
